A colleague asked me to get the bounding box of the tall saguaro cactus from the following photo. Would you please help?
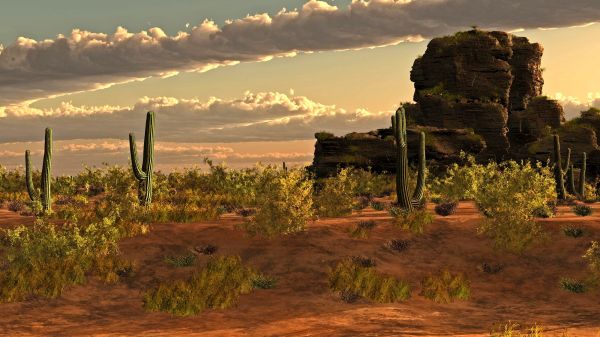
[579,152,587,199]
[129,111,155,206]
[391,107,426,211]
[25,128,53,213]
[552,135,567,200]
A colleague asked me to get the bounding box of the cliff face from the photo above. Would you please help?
[410,30,546,157]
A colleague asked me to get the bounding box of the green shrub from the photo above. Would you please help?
[143,256,257,316]
[0,217,127,302]
[371,201,385,211]
[349,220,377,239]
[583,241,600,279]
[242,167,313,238]
[348,169,394,198]
[329,258,410,303]
[559,278,586,293]
[251,274,277,289]
[572,204,592,217]
[165,253,196,267]
[316,168,358,217]
[389,207,434,234]
[420,270,470,303]
[562,226,584,238]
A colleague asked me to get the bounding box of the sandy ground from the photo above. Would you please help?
[0,202,599,337]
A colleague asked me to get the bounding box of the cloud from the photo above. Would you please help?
[552,92,600,119]
[1,0,598,107]
[0,91,390,143]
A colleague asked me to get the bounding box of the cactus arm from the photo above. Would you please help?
[412,131,426,202]
[40,128,52,212]
[25,150,38,202]
[394,108,413,211]
[553,134,566,200]
[142,111,155,174]
[129,134,147,181]
[579,152,587,198]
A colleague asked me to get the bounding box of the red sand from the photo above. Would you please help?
[0,202,599,336]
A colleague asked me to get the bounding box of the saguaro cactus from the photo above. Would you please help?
[129,111,155,206]
[25,128,53,213]
[567,164,576,195]
[579,152,587,199]
[552,135,567,200]
[391,107,426,211]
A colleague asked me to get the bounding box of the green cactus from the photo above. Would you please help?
[552,135,567,200]
[578,152,587,199]
[129,111,155,206]
[25,128,52,213]
[391,107,426,211]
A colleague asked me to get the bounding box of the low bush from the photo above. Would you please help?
[349,220,376,239]
[143,256,262,316]
[490,322,544,337]
[559,278,586,293]
[478,262,504,274]
[389,207,434,234]
[573,204,592,217]
[562,226,584,238]
[329,258,410,303]
[315,168,357,217]
[165,253,196,267]
[384,239,410,253]
[434,201,458,216]
[195,244,218,255]
[371,201,385,211]
[7,199,25,213]
[583,241,600,279]
[420,270,470,303]
[251,274,277,289]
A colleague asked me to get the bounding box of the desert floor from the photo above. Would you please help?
[0,202,599,337]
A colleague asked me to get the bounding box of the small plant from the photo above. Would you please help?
[7,199,25,213]
[143,256,257,316]
[490,322,545,337]
[350,255,376,268]
[235,208,256,217]
[329,258,410,303]
[583,241,600,279]
[164,253,196,267]
[371,201,385,211]
[420,270,470,303]
[339,289,360,303]
[349,220,377,239]
[195,244,218,255]
[434,200,458,216]
[353,195,371,211]
[572,204,592,217]
[251,274,277,289]
[559,278,586,293]
[385,239,410,253]
[562,225,584,238]
[390,207,434,234]
[478,262,504,274]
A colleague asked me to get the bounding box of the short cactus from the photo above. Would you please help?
[25,128,53,213]
[391,107,426,211]
[129,111,155,206]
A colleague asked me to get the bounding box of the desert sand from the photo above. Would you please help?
[0,202,599,337]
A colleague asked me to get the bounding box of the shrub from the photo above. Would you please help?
[7,199,25,213]
[532,201,557,218]
[143,256,258,316]
[353,195,371,211]
[490,322,544,337]
[434,201,458,216]
[235,208,256,217]
[371,201,385,211]
[165,253,196,268]
[195,244,218,255]
[389,207,434,234]
[339,289,360,303]
[572,204,592,217]
[559,278,586,293]
[350,255,376,268]
[420,270,470,303]
[349,220,377,239]
[562,226,584,238]
[242,167,313,238]
[251,274,277,289]
[478,262,504,274]
[384,239,410,253]
[348,169,394,198]
[315,168,358,217]
[329,258,410,303]
[583,241,600,279]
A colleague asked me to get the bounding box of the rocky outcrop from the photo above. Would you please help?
[312,127,485,177]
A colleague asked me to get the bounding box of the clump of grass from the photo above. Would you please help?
[434,200,458,216]
[251,274,277,289]
[339,289,360,303]
[389,207,434,234]
[164,253,196,267]
[385,239,410,253]
[559,278,586,293]
[490,322,545,337]
[573,204,592,217]
[371,201,385,211]
[329,258,410,303]
[194,244,218,255]
[562,225,584,238]
[420,270,470,303]
[353,196,371,211]
[143,256,258,316]
[478,262,504,274]
[349,220,377,239]
[350,255,376,268]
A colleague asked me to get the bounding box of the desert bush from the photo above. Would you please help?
[339,289,360,303]
[348,169,394,198]
[562,225,584,238]
[349,220,377,239]
[0,217,127,302]
[559,278,586,293]
[478,262,504,274]
[251,274,277,289]
[428,153,489,201]
[532,201,557,218]
[583,241,600,279]
[353,195,371,211]
[329,258,410,303]
[242,167,313,238]
[384,239,410,253]
[420,270,470,303]
[371,201,385,211]
[434,200,458,216]
[389,207,434,234]
[315,168,358,217]
[7,199,26,213]
[143,256,260,316]
[490,322,544,337]
[350,255,377,268]
[572,204,592,217]
[195,244,218,255]
[165,253,196,268]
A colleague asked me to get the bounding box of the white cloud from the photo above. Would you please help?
[552,92,600,119]
[0,0,598,107]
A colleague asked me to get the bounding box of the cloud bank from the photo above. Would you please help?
[552,92,600,119]
[1,0,598,107]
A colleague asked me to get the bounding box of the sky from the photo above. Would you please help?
[0,0,599,174]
